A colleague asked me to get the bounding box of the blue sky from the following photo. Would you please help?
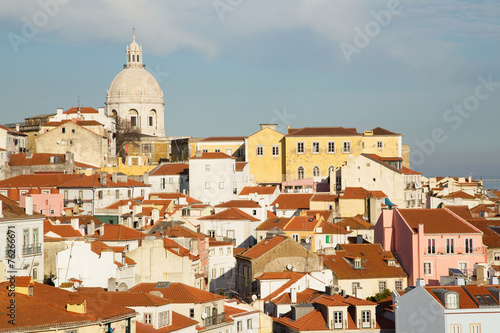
[1,0,499,177]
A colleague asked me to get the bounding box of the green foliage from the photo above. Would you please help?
[366,289,391,302]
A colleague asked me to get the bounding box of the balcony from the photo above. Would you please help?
[23,244,42,256]
[204,312,226,327]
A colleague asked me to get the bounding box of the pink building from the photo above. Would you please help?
[375,208,487,286]
[20,193,64,216]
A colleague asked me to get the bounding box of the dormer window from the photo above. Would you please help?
[388,259,395,266]
[354,257,361,268]
[445,293,458,309]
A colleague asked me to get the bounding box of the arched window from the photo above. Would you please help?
[297,166,304,180]
[137,55,140,62]
[148,109,157,128]
[313,166,320,177]
[128,109,139,127]
[328,165,335,174]
[132,55,135,62]
[111,110,118,119]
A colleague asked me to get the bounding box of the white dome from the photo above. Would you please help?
[107,67,163,103]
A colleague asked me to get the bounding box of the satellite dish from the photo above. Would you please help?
[56,141,60,144]
[305,238,310,243]
[275,203,279,208]
[251,294,257,301]
[201,313,207,320]
[61,211,66,216]
[128,201,132,206]
[286,264,292,270]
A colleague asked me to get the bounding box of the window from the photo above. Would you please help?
[450,324,461,333]
[158,310,170,327]
[205,164,210,171]
[208,230,215,238]
[333,311,342,329]
[161,178,166,189]
[297,166,304,180]
[212,269,216,279]
[97,191,103,199]
[130,116,137,127]
[465,238,473,254]
[297,142,304,154]
[379,281,387,293]
[313,166,320,177]
[424,262,432,275]
[115,190,120,199]
[227,230,235,240]
[377,141,383,148]
[78,190,83,199]
[352,282,360,295]
[149,116,153,127]
[494,252,500,261]
[41,190,50,194]
[144,313,152,325]
[327,141,335,153]
[354,258,361,268]
[292,234,299,242]
[205,182,210,189]
[470,324,480,333]
[50,209,55,215]
[169,178,173,184]
[361,310,371,328]
[395,280,403,290]
[342,141,351,153]
[202,149,208,153]
[219,182,224,189]
[189,308,194,318]
[326,235,330,244]
[214,149,221,153]
[272,145,280,156]
[446,238,455,254]
[427,238,436,254]
[312,142,320,153]
[256,146,263,156]
[226,148,232,155]
[459,262,468,276]
[32,267,38,280]
[62,127,66,133]
[237,321,242,332]
[247,319,252,329]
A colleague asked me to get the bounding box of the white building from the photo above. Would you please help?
[238,185,281,209]
[188,152,251,205]
[148,162,189,193]
[395,283,500,333]
[0,124,27,153]
[106,33,165,137]
[0,196,44,282]
[208,239,235,293]
[55,240,136,289]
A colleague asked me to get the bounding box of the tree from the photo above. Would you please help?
[114,116,142,159]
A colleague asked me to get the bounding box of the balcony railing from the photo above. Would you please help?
[23,244,42,256]
[204,312,226,327]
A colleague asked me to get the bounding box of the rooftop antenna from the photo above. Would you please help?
[132,26,136,41]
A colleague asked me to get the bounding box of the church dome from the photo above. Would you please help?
[107,67,164,103]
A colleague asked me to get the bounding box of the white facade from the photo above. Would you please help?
[225,300,260,333]
[0,215,44,282]
[189,154,251,205]
[0,125,27,153]
[106,34,165,137]
[200,214,260,248]
[208,242,235,293]
[238,187,280,210]
[55,240,135,288]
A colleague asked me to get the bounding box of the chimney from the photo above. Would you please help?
[416,278,426,287]
[98,107,105,115]
[143,172,149,184]
[100,172,108,186]
[290,288,297,303]
[57,108,63,116]
[88,221,95,236]
[16,124,20,132]
[195,150,202,158]
[25,196,33,216]
[112,172,117,184]
[0,200,3,218]
[346,225,350,232]
[71,218,79,230]
[108,277,117,291]
[144,191,149,200]
[357,234,363,244]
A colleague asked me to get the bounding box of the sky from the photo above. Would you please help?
[0,0,499,178]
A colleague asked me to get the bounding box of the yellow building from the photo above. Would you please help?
[284,127,402,181]
[245,124,285,184]
[123,135,170,165]
[195,136,246,161]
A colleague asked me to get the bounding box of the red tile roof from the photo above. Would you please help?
[466,218,500,248]
[214,200,261,208]
[284,216,319,232]
[239,186,278,195]
[43,119,104,127]
[286,127,361,137]
[136,312,198,333]
[44,219,83,238]
[441,190,477,199]
[164,226,207,239]
[315,220,351,234]
[0,174,84,188]
[237,235,288,259]
[199,136,246,142]
[335,215,374,230]
[341,187,375,200]
[398,208,481,234]
[235,162,247,172]
[363,154,422,175]
[47,215,103,226]
[59,173,148,188]
[149,163,189,176]
[322,243,407,279]
[0,194,45,219]
[104,199,139,210]
[274,309,328,331]
[188,152,234,159]
[93,224,147,241]
[369,127,401,136]
[311,194,337,201]
[444,205,473,219]
[130,282,224,304]
[8,153,67,166]
[470,204,496,214]
[79,290,172,306]
[149,192,202,204]
[262,272,307,302]
[271,193,313,210]
[426,285,500,309]
[64,107,99,114]
[209,239,234,247]
[198,207,260,222]
[256,217,292,230]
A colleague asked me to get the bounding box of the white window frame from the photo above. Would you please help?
[219,182,224,189]
[297,142,304,154]
[292,234,299,242]
[342,141,351,154]
[465,238,473,254]
[361,310,371,328]
[272,145,280,156]
[327,141,335,153]
[312,141,320,154]
[427,238,436,254]
[256,146,264,156]
[424,262,432,275]
[446,238,455,254]
[205,182,210,189]
[377,141,383,148]
[312,166,320,177]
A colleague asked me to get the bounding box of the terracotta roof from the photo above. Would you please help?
[426,285,500,309]
[8,153,68,166]
[441,190,477,200]
[470,204,496,214]
[0,174,84,188]
[0,194,45,219]
[315,220,351,234]
[188,152,234,160]
[104,199,140,210]
[256,217,292,230]
[363,154,421,175]
[0,124,27,136]
[136,312,198,333]
[272,288,324,305]
[149,163,189,176]
[233,248,246,256]
[235,162,247,172]
[267,210,278,218]
[64,107,99,114]
[443,205,473,220]
[79,290,172,307]
[237,235,287,259]
[271,194,313,210]
[43,119,104,127]
[286,127,361,137]
[274,309,328,331]
[335,215,374,230]
[239,186,278,196]
[209,239,234,247]
[398,208,481,234]
[341,187,375,200]
[47,215,102,226]
[369,127,401,136]
[199,136,245,142]
[198,207,260,222]
[130,282,224,304]
[59,173,148,188]
[284,216,319,231]
[466,219,500,248]
[90,240,126,255]
[44,220,83,238]
[214,200,261,208]
[322,243,407,279]
[311,194,337,202]
[263,272,307,302]
[149,192,202,204]
[92,224,147,241]
[10,276,33,288]
[74,161,99,169]
[164,226,206,239]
